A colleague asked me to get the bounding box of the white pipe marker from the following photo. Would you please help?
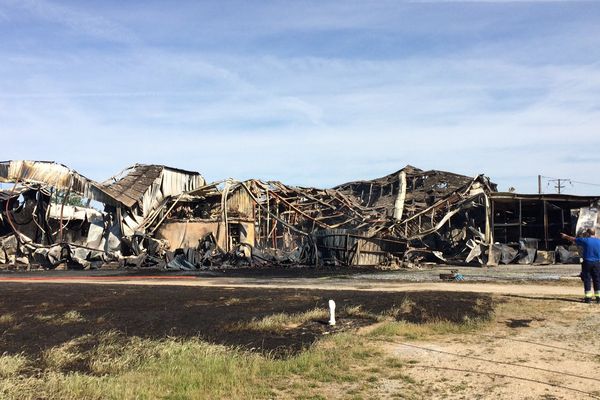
[328,299,336,326]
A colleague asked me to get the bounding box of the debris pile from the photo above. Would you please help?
[1,160,599,270]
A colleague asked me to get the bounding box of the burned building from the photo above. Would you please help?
[1,159,598,270]
[489,193,600,265]
[0,160,204,269]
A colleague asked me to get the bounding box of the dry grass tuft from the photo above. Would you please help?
[0,332,375,400]
[43,335,92,371]
[235,308,329,333]
[89,331,160,375]
[0,354,28,378]
[0,313,16,325]
[368,317,490,340]
[57,311,86,324]
[34,311,86,326]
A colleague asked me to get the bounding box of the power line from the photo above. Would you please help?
[479,334,600,356]
[392,341,599,383]
[407,365,600,399]
[538,175,600,194]
[547,178,570,194]
[541,176,600,187]
[571,180,600,187]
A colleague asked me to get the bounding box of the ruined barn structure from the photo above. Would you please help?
[1,160,598,270]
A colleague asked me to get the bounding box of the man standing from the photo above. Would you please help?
[561,229,600,303]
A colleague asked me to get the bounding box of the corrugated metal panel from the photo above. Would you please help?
[137,167,205,217]
[227,187,254,218]
[0,161,206,213]
[161,167,205,195]
[100,165,163,208]
[355,238,387,266]
[0,186,32,201]
[98,165,205,215]
[0,160,118,205]
[47,203,103,221]
[0,160,91,195]
[315,229,405,266]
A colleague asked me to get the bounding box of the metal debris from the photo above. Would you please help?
[1,160,599,270]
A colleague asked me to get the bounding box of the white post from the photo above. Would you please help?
[328,299,336,326]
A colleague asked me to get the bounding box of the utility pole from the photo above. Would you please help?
[547,178,571,194]
[538,175,542,194]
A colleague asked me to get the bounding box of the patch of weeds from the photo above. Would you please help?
[296,395,327,400]
[0,313,16,325]
[351,348,375,360]
[43,335,93,371]
[385,358,405,368]
[343,303,414,322]
[368,318,489,340]
[89,331,161,375]
[0,354,28,378]
[59,311,85,324]
[339,374,360,383]
[34,311,85,326]
[450,382,469,393]
[389,373,417,384]
[233,308,328,333]
[0,331,379,400]
[224,298,242,306]
[392,297,415,317]
[343,305,381,321]
[34,314,56,322]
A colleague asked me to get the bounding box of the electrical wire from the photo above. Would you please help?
[541,176,600,188]
[406,365,600,399]
[392,341,599,383]
[478,334,600,357]
[570,180,600,188]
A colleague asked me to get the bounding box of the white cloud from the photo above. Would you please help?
[1,1,599,195]
[0,0,137,43]
[2,50,600,191]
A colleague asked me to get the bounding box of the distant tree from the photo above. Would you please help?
[51,190,87,207]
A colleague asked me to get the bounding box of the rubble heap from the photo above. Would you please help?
[1,160,598,270]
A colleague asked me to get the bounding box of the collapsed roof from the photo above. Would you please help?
[0,160,205,215]
[0,160,598,270]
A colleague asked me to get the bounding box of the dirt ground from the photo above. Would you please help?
[0,263,584,295]
[383,296,600,399]
[1,272,599,399]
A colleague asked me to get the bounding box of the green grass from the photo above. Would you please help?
[232,302,420,334]
[368,317,490,340]
[0,331,377,400]
[0,299,495,399]
[232,308,329,333]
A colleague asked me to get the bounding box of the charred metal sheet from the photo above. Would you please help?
[556,245,580,264]
[576,204,600,236]
[535,250,555,265]
[2,159,600,270]
[100,165,164,208]
[488,244,519,265]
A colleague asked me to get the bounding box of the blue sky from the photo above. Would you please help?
[1,0,600,194]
